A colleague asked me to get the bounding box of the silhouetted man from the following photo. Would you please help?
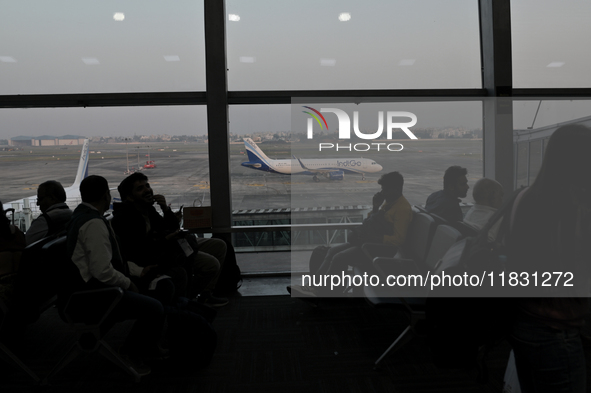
[112,172,228,307]
[65,175,165,375]
[425,165,469,222]
[26,180,72,245]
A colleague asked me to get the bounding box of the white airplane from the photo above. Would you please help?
[2,139,90,215]
[241,138,383,181]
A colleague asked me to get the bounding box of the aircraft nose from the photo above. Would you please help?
[376,164,383,171]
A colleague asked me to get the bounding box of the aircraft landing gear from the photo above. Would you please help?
[361,175,366,180]
[313,175,319,182]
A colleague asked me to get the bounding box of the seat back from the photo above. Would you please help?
[41,236,83,309]
[423,225,463,271]
[399,213,436,264]
[6,234,64,323]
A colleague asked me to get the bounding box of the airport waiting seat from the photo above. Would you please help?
[43,236,142,384]
[0,234,62,383]
[362,224,462,368]
[360,212,437,273]
[414,205,478,238]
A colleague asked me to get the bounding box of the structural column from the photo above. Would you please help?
[204,0,232,229]
[479,0,515,193]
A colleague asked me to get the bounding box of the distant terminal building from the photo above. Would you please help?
[9,135,85,146]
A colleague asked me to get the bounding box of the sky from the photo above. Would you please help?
[1,0,591,138]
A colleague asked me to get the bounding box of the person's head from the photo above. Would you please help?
[472,178,504,209]
[443,166,469,198]
[531,124,591,209]
[36,180,66,213]
[378,172,404,201]
[80,175,111,212]
[118,172,153,206]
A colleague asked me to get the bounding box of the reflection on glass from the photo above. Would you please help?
[512,0,591,87]
[0,1,205,94]
[227,0,481,90]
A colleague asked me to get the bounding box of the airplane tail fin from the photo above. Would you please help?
[71,139,90,188]
[244,138,270,163]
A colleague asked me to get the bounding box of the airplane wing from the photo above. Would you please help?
[295,157,342,174]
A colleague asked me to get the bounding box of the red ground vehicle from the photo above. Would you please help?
[143,160,156,169]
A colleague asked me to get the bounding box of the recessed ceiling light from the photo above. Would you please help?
[320,58,336,66]
[113,12,125,21]
[399,59,416,66]
[338,13,351,22]
[229,14,240,22]
[547,62,565,68]
[0,56,16,63]
[164,55,180,62]
[240,56,255,63]
[82,58,100,65]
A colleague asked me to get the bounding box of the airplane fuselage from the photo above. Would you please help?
[241,157,382,176]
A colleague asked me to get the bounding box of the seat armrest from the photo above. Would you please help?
[63,287,124,326]
[361,243,397,260]
[372,257,421,277]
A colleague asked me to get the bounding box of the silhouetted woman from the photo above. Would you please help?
[507,124,591,392]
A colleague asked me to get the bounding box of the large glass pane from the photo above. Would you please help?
[290,99,483,210]
[512,0,591,88]
[226,0,481,90]
[1,106,208,229]
[0,1,205,94]
[228,100,482,270]
[512,98,591,188]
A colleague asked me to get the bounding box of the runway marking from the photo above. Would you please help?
[247,183,265,187]
[193,181,210,189]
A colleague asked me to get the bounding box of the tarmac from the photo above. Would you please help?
[0,139,483,210]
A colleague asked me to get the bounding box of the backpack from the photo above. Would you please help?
[426,188,527,373]
[212,235,242,296]
[309,245,331,274]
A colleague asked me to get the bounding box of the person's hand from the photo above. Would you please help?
[128,281,140,293]
[140,265,158,277]
[372,191,385,212]
[174,206,183,223]
[153,194,169,212]
[165,229,181,241]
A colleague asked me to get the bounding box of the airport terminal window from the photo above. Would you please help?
[512,0,591,88]
[290,100,483,212]
[226,0,481,90]
[0,1,205,94]
[512,99,591,188]
[0,106,209,224]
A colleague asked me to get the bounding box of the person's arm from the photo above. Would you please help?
[153,194,180,231]
[127,261,144,277]
[383,206,413,247]
[78,219,131,289]
[25,216,48,245]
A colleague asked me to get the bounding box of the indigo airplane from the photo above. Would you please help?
[3,139,90,214]
[241,138,383,181]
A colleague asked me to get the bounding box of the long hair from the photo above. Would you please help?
[514,124,591,277]
[525,124,591,213]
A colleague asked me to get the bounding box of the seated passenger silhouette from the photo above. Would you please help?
[290,171,413,298]
[64,175,165,375]
[425,165,469,222]
[112,172,228,307]
[26,180,73,245]
[463,178,504,241]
